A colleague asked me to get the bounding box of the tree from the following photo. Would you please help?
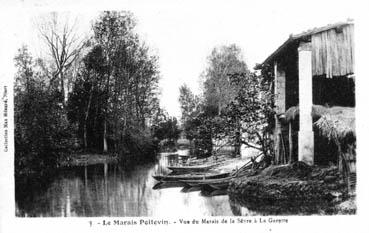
[222,72,274,158]
[37,12,86,106]
[179,84,198,122]
[178,84,200,140]
[152,117,181,149]
[14,46,34,93]
[14,46,74,176]
[202,44,248,115]
[67,45,107,150]
[92,11,138,152]
[190,44,274,159]
[67,11,161,159]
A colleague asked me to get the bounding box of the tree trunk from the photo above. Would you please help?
[103,65,111,153]
[83,90,93,149]
[234,124,241,157]
[60,72,66,106]
[103,119,108,153]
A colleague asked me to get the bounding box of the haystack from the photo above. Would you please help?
[314,107,355,141]
[314,107,355,193]
[284,105,330,122]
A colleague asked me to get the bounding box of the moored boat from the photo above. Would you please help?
[152,181,186,190]
[152,172,230,182]
[182,177,232,189]
[166,164,217,173]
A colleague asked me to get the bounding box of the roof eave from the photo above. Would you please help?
[256,20,354,70]
[255,36,294,69]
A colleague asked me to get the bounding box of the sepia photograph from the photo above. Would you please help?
[0,0,368,232]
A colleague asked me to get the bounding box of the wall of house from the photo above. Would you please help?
[311,24,354,78]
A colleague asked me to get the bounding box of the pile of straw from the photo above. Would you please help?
[284,105,355,141]
[315,107,355,141]
[284,105,329,122]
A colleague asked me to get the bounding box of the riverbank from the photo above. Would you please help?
[58,153,119,167]
[228,161,356,214]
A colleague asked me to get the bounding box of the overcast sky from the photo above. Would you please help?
[0,0,361,118]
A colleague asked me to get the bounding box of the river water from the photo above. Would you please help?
[16,151,340,217]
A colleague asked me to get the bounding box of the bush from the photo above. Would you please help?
[15,84,75,176]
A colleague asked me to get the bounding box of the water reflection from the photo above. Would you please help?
[15,151,340,217]
[16,152,235,217]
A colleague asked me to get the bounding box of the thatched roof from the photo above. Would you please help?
[283,105,355,141]
[284,105,330,122]
[315,107,355,141]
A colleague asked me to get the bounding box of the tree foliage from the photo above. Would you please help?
[221,72,274,157]
[67,11,160,161]
[151,116,181,151]
[14,46,75,176]
[37,12,86,105]
[15,11,163,177]
[202,44,248,115]
[180,44,274,159]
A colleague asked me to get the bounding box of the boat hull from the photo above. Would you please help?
[166,164,216,173]
[152,172,230,182]
[182,177,232,188]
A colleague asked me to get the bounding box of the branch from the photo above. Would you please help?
[240,139,262,151]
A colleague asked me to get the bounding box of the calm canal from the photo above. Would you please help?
[16,151,337,217]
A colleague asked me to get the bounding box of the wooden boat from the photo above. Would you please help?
[152,172,230,182]
[166,164,217,173]
[181,177,232,189]
[152,181,186,190]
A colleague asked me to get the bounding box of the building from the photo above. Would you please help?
[256,20,355,173]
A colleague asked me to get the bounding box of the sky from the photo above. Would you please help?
[0,0,362,119]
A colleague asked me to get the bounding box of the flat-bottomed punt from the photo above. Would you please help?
[166,164,217,173]
[181,177,232,190]
[152,172,230,182]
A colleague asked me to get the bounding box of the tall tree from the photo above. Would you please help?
[178,84,199,123]
[222,72,274,158]
[37,12,85,106]
[202,44,248,115]
[92,11,137,152]
[178,84,200,143]
[14,46,34,93]
[14,46,74,176]
[68,11,160,156]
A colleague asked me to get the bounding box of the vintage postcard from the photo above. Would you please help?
[0,0,368,232]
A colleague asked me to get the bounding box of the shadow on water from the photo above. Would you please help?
[152,182,186,190]
[16,150,345,217]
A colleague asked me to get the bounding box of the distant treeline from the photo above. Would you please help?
[14,11,179,177]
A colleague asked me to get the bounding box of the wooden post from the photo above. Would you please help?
[298,42,314,165]
[274,62,286,164]
[84,165,88,186]
[289,122,293,163]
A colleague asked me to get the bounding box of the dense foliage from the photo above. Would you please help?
[67,12,161,161]
[151,116,181,151]
[14,11,175,177]
[179,44,274,159]
[14,46,75,176]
